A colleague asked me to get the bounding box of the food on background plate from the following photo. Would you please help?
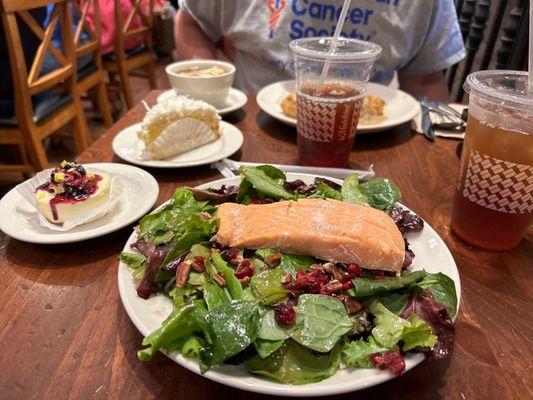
[179,65,227,77]
[280,92,297,119]
[138,96,221,160]
[280,91,387,125]
[36,161,110,223]
[121,166,457,384]
[359,95,387,125]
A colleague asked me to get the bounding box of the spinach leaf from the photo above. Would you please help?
[362,291,410,315]
[348,270,426,297]
[120,252,147,279]
[250,269,288,304]
[312,182,342,200]
[245,340,341,385]
[402,313,437,351]
[181,335,203,358]
[256,249,315,276]
[239,166,293,200]
[203,278,231,310]
[417,272,458,317]
[256,165,286,181]
[200,300,260,372]
[164,231,210,264]
[289,294,352,352]
[370,301,408,348]
[138,301,210,361]
[342,336,388,368]
[255,338,284,359]
[236,178,253,204]
[341,174,370,206]
[359,178,401,212]
[258,308,289,340]
[211,253,243,300]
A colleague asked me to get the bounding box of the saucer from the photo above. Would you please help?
[157,88,247,116]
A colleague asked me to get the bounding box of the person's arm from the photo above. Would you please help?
[398,71,451,103]
[174,9,216,59]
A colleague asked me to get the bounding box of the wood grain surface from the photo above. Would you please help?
[0,92,531,400]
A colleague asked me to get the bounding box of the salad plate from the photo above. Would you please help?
[0,163,159,244]
[257,81,419,133]
[112,121,244,169]
[118,171,460,397]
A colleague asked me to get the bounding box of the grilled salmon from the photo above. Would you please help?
[214,198,405,273]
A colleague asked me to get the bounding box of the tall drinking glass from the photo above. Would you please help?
[451,71,533,250]
[289,38,382,168]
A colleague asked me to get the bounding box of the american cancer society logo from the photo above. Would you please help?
[268,0,287,38]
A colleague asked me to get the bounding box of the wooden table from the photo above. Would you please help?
[1,92,531,400]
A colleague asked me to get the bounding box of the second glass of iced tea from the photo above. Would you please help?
[289,38,382,167]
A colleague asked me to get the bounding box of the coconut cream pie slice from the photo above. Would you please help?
[138,96,221,160]
[35,161,110,224]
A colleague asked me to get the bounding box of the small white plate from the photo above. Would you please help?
[118,173,461,397]
[257,81,419,133]
[112,121,244,169]
[157,88,248,116]
[0,163,159,244]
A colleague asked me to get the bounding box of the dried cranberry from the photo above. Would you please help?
[370,270,387,280]
[346,263,363,277]
[220,247,239,262]
[249,197,263,204]
[235,259,254,279]
[275,303,296,326]
[369,351,406,376]
[194,256,205,266]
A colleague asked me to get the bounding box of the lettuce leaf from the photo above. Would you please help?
[342,336,388,368]
[245,340,340,385]
[402,313,437,351]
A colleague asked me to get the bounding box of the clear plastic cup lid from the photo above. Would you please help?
[464,70,533,113]
[289,37,382,62]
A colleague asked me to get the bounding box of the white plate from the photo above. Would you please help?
[257,81,419,133]
[118,173,461,397]
[157,88,248,116]
[112,121,244,169]
[0,163,159,244]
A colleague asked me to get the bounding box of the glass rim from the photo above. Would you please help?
[289,37,382,62]
[464,70,533,110]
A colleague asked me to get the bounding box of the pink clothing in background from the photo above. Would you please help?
[87,0,148,55]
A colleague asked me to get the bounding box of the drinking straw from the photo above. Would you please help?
[319,0,352,84]
[527,0,533,94]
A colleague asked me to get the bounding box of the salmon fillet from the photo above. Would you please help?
[214,198,405,273]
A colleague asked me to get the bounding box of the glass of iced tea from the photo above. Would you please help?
[451,71,533,250]
[289,38,382,167]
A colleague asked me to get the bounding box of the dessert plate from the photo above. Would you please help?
[117,173,461,397]
[112,121,244,169]
[0,163,159,244]
[257,81,419,133]
[157,88,248,116]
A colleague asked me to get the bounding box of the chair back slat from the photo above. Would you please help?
[114,0,154,54]
[1,0,76,121]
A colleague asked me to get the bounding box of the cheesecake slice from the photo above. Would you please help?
[35,161,111,224]
[138,96,221,160]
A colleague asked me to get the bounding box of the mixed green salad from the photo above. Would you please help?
[121,165,457,384]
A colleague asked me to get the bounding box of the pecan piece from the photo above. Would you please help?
[212,273,226,286]
[265,253,282,268]
[344,298,363,315]
[176,261,192,288]
[190,259,204,273]
[238,276,251,287]
[324,263,344,281]
[325,279,343,293]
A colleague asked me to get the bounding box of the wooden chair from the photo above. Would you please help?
[73,0,113,127]
[102,0,156,109]
[0,0,91,173]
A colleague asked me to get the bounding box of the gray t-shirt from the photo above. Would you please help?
[179,0,466,93]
